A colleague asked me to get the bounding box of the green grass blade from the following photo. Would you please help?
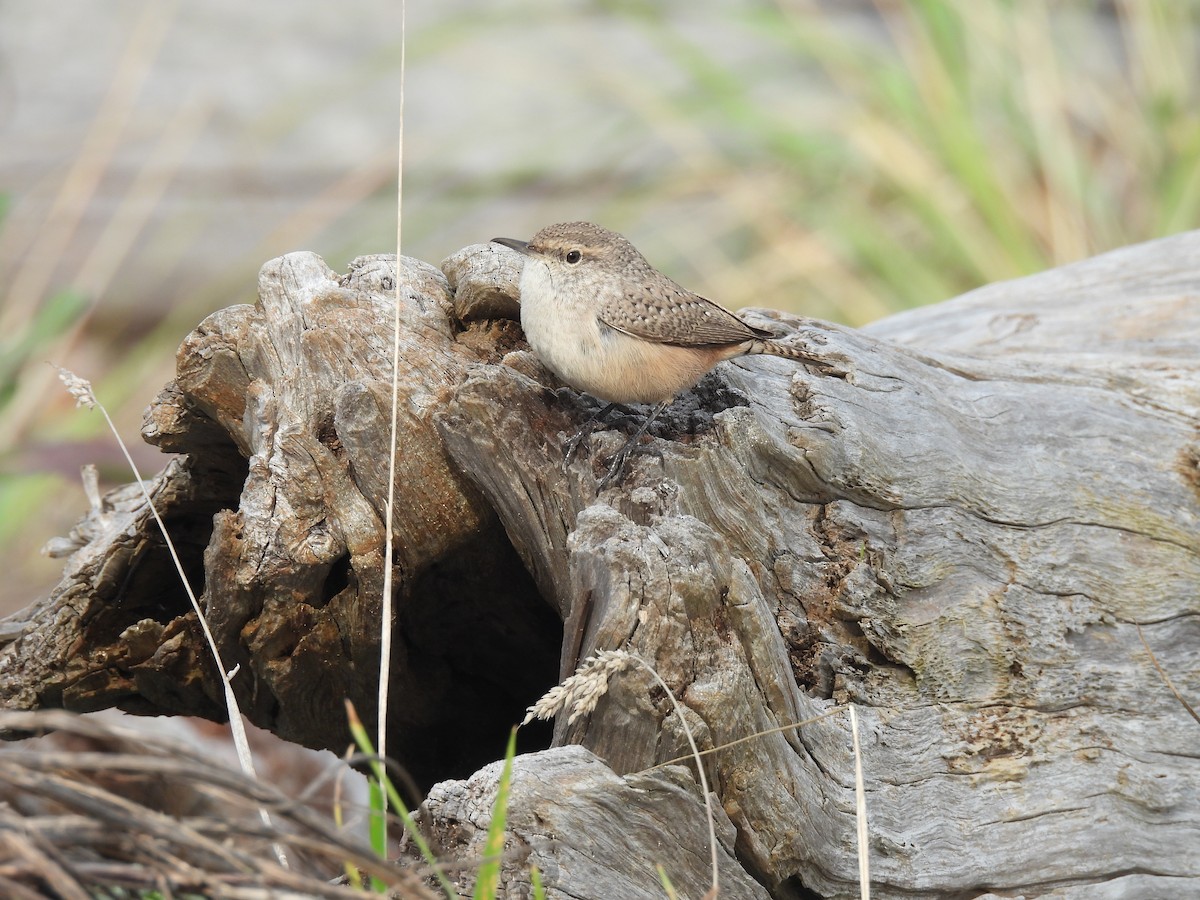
[0,289,88,412]
[655,863,679,900]
[345,700,458,899]
[366,776,388,893]
[473,726,518,900]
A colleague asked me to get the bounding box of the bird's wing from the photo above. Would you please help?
[598,280,772,347]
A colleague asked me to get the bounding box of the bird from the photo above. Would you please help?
[492,221,823,487]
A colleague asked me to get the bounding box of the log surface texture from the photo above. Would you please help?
[3,232,1198,899]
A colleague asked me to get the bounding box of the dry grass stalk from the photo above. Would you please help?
[54,366,289,867]
[522,649,638,726]
[524,649,720,897]
[0,710,440,899]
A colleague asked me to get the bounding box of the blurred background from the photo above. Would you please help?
[2,0,1198,613]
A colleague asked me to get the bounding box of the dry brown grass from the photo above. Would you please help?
[0,710,440,899]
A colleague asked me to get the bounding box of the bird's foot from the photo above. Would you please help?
[562,402,620,470]
[597,434,664,490]
[594,399,671,491]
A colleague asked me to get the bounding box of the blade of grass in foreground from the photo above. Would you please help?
[656,864,680,900]
[366,776,389,893]
[345,699,457,899]
[473,726,518,900]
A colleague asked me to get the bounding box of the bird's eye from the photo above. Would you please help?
[565,249,582,264]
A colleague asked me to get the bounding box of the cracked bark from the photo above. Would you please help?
[2,232,1198,899]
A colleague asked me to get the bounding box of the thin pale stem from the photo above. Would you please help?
[646,707,842,770]
[631,655,719,897]
[378,0,408,820]
[79,384,287,869]
[850,704,869,900]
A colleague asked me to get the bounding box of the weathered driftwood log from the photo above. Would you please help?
[2,231,1198,899]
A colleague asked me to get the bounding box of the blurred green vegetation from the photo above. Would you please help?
[2,0,1198,608]
[598,0,1200,321]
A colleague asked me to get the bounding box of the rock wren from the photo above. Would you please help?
[492,221,822,484]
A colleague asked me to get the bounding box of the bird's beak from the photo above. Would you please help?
[492,237,529,254]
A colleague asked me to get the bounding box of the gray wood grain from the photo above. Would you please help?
[414,745,769,900]
[2,232,1198,898]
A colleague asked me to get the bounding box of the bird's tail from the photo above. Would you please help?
[745,337,826,367]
